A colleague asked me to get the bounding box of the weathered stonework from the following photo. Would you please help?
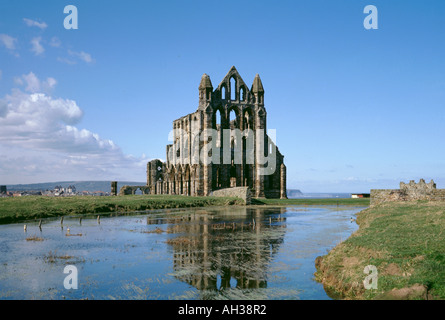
[146,66,287,199]
[400,179,436,194]
[118,185,150,196]
[370,179,445,206]
[111,181,118,196]
[210,187,252,205]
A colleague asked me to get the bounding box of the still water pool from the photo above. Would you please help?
[0,205,364,300]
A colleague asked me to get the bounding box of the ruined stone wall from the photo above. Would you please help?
[210,187,251,205]
[118,185,150,196]
[111,181,118,196]
[370,179,445,206]
[370,189,403,206]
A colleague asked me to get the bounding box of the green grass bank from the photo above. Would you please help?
[314,201,445,300]
[0,195,245,224]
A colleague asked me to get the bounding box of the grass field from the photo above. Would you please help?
[0,195,245,224]
[314,200,445,300]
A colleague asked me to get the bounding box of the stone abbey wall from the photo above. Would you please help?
[370,179,445,206]
[145,66,287,199]
[210,187,252,205]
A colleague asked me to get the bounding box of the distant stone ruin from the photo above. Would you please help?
[111,181,118,196]
[400,179,436,194]
[370,179,445,206]
[118,185,150,195]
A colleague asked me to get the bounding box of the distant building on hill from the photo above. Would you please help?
[44,185,78,196]
[0,185,6,194]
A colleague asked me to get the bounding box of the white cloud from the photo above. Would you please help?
[14,72,57,93]
[57,57,76,65]
[68,50,94,63]
[0,90,83,138]
[0,34,17,50]
[23,18,48,30]
[0,72,147,184]
[49,37,61,48]
[0,143,148,184]
[46,77,57,89]
[59,50,95,65]
[31,37,45,55]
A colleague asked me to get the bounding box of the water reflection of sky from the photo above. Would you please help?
[0,206,363,300]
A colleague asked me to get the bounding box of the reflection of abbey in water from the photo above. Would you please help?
[146,67,287,199]
[150,207,287,291]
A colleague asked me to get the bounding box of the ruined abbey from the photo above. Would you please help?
[145,66,287,199]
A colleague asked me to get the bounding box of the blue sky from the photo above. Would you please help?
[1,0,445,192]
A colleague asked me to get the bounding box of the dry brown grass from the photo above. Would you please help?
[44,251,74,263]
[25,235,44,241]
